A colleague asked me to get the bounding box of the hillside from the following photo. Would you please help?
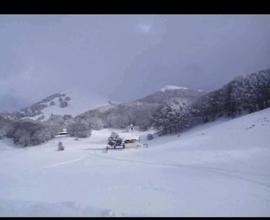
[152,68,270,135]
[138,85,203,105]
[1,68,269,148]
[1,90,106,121]
[75,86,203,130]
[0,107,269,216]
[0,86,203,147]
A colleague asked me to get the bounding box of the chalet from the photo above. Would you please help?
[57,128,68,136]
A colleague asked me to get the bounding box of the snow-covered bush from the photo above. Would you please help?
[67,121,91,138]
[57,142,64,151]
[0,116,14,139]
[65,96,71,101]
[8,120,57,147]
[107,132,122,147]
[146,133,154,140]
[110,131,119,138]
[60,101,68,108]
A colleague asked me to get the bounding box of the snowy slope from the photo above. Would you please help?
[160,85,189,92]
[0,108,270,216]
[137,85,203,106]
[20,90,107,121]
[42,90,106,118]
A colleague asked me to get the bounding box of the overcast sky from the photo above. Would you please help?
[0,15,270,111]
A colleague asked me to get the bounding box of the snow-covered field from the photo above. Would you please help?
[1,108,270,216]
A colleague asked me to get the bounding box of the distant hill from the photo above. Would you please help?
[137,85,204,105]
[1,90,106,122]
[0,85,204,146]
[75,86,204,130]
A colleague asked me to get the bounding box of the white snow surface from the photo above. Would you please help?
[1,108,270,216]
[160,85,189,92]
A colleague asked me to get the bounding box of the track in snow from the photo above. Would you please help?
[86,152,270,190]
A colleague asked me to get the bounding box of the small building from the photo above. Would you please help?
[57,128,68,136]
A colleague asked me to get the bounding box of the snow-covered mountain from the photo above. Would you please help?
[0,85,203,125]
[137,85,204,105]
[75,86,204,130]
[3,90,107,121]
[153,68,270,135]
[160,85,189,92]
[2,68,269,147]
[0,86,204,146]
[0,107,269,216]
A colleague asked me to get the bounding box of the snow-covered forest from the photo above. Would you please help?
[1,68,269,147]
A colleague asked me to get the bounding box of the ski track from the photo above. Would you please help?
[40,149,270,190]
[43,157,85,169]
[86,152,270,190]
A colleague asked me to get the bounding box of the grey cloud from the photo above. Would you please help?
[0,15,269,110]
